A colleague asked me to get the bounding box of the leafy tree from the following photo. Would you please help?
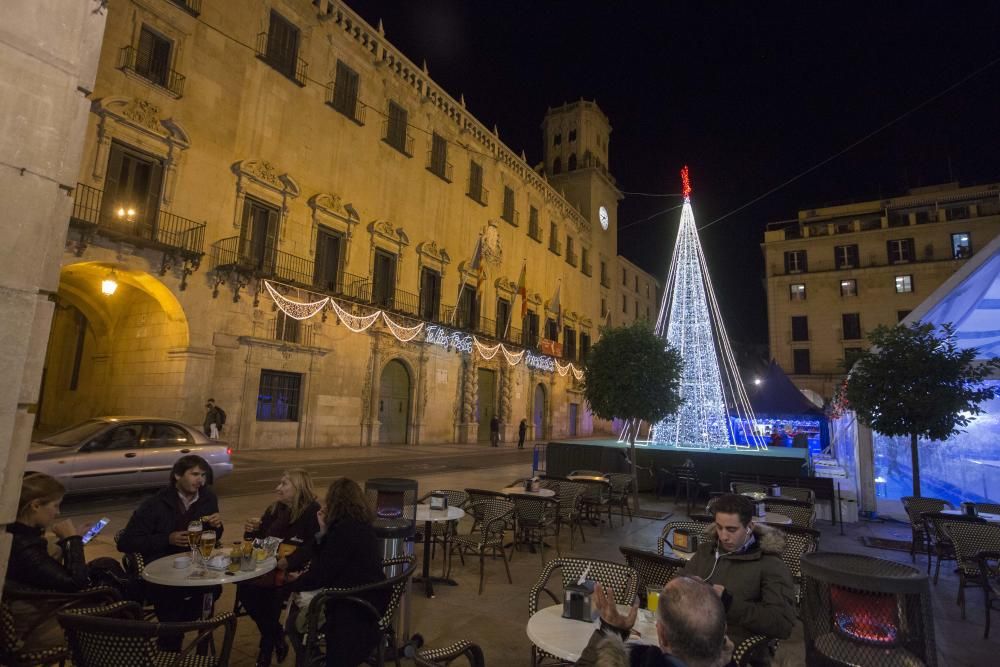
[843,322,1000,497]
[583,321,683,510]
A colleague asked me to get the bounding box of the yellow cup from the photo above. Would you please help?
[646,590,660,612]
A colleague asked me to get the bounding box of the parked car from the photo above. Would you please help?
[27,417,234,495]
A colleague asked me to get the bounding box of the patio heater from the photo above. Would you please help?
[800,552,936,667]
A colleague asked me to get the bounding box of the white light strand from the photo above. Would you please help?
[473,337,502,360]
[501,345,525,365]
[264,280,330,320]
[329,298,381,332]
[555,360,572,376]
[381,312,425,342]
[572,367,584,381]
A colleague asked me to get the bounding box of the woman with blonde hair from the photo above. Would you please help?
[286,477,388,667]
[238,469,319,667]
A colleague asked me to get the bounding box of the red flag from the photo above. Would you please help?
[517,261,527,318]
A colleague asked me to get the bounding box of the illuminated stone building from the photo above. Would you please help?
[41,0,658,448]
[762,181,1000,401]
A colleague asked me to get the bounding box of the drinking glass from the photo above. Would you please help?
[199,531,216,559]
[646,590,660,612]
[187,520,203,561]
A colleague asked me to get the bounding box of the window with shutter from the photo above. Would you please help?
[791,316,809,342]
[468,161,484,202]
[372,250,397,308]
[332,60,360,120]
[429,133,449,180]
[266,10,300,79]
[458,284,478,329]
[419,268,441,321]
[496,298,511,337]
[136,27,171,86]
[103,142,164,241]
[502,187,515,223]
[313,228,342,292]
[385,101,409,154]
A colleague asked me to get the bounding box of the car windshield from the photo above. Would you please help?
[38,419,108,446]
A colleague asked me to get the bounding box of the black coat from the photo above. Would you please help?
[247,500,320,587]
[117,486,223,564]
[5,522,89,592]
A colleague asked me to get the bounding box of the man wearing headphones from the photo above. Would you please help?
[681,494,796,665]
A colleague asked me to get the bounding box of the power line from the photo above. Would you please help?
[620,190,683,198]
[697,52,1000,232]
[618,203,683,231]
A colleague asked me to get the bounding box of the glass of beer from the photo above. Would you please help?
[199,531,216,560]
[187,520,203,561]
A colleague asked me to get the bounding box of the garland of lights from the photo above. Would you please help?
[262,279,586,377]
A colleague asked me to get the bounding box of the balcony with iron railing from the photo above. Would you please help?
[118,46,186,97]
[168,0,201,16]
[565,249,578,267]
[325,84,366,125]
[548,239,562,256]
[582,261,592,277]
[251,317,316,347]
[501,207,519,226]
[255,32,308,86]
[211,236,313,286]
[528,219,542,243]
[382,120,414,157]
[467,178,489,206]
[426,151,453,183]
[70,183,205,257]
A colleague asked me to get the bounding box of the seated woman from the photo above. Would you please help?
[5,472,91,650]
[238,469,319,667]
[286,477,388,667]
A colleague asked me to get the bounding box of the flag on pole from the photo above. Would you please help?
[516,261,527,318]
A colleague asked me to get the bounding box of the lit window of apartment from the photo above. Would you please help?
[840,279,857,297]
[895,275,913,293]
[789,284,806,301]
[951,232,971,259]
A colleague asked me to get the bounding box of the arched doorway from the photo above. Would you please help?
[378,359,410,444]
[533,383,546,440]
[37,262,190,432]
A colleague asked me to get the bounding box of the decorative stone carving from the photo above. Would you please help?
[416,241,450,267]
[494,277,518,296]
[369,220,409,247]
[120,98,162,133]
[500,365,512,422]
[462,359,477,423]
[481,221,502,266]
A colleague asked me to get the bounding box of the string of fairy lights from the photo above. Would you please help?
[264,279,585,379]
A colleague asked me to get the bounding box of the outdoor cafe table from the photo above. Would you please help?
[527,604,658,662]
[413,503,466,598]
[942,509,1000,523]
[761,512,792,526]
[501,486,556,498]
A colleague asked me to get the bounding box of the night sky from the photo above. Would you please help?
[346,1,1000,345]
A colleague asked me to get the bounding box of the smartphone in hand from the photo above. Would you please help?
[81,517,110,545]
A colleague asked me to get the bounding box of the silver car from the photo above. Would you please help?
[27,417,234,494]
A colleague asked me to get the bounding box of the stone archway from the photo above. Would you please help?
[378,359,411,444]
[36,262,190,432]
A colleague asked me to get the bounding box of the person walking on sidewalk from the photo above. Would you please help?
[518,419,527,449]
[489,414,500,447]
[204,398,226,439]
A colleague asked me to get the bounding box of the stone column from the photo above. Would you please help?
[0,1,108,593]
[499,364,513,443]
[361,335,382,446]
[457,357,478,443]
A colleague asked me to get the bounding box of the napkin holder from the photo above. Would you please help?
[961,501,978,517]
[671,528,698,553]
[754,501,767,518]
[562,580,595,621]
[430,492,448,511]
[524,478,536,493]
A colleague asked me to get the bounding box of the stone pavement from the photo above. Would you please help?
[65,443,1000,666]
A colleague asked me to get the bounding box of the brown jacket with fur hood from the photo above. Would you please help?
[681,523,796,645]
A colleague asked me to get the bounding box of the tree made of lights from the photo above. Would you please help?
[620,167,765,450]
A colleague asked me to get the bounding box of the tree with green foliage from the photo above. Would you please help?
[583,321,683,510]
[843,322,1000,497]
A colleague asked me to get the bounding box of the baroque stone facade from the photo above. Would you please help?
[39,0,658,449]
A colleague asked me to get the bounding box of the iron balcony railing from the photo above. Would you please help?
[314,271,372,303]
[325,83,366,125]
[566,249,578,267]
[382,120,414,156]
[252,318,315,347]
[211,236,313,286]
[466,178,489,206]
[501,208,519,226]
[549,239,562,256]
[168,0,201,16]
[582,261,592,277]
[372,286,421,317]
[71,183,205,255]
[426,151,453,182]
[528,220,542,242]
[118,45,186,97]
[255,32,308,86]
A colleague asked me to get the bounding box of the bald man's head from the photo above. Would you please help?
[656,577,728,667]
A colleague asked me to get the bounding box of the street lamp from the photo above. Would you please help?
[101,269,118,296]
[115,205,137,223]
[753,377,762,386]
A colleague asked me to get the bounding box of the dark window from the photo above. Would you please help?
[565,236,576,265]
[568,129,577,142]
[385,101,410,155]
[554,133,562,146]
[276,311,300,343]
[888,210,910,227]
[842,313,862,340]
[552,157,561,174]
[568,153,577,171]
[502,186,516,224]
[549,222,560,254]
[239,197,280,274]
[840,279,857,297]
[951,232,971,259]
[495,298,511,338]
[372,250,397,308]
[457,284,478,329]
[791,316,809,342]
[86,424,144,452]
[428,132,449,180]
[313,227,342,292]
[946,206,970,221]
[622,267,627,285]
[792,349,811,375]
[545,317,558,341]
[103,142,164,239]
[887,238,915,264]
[580,332,591,361]
[523,311,539,347]
[331,60,361,121]
[789,284,806,301]
[581,247,590,275]
[146,423,191,446]
[784,250,807,273]
[600,260,608,286]
[264,10,300,80]
[634,275,639,292]
[622,295,628,313]
[564,327,577,360]
[468,160,485,204]
[834,244,859,269]
[600,298,608,318]
[634,300,639,318]
[419,267,441,321]
[897,310,912,322]
[914,210,934,224]
[528,206,541,241]
[257,370,301,421]
[895,275,913,293]
[135,27,171,87]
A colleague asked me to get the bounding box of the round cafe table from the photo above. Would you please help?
[527,604,658,662]
[141,553,277,587]
[501,486,556,498]
[761,512,792,526]
[413,504,466,598]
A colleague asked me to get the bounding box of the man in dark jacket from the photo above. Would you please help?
[490,414,500,447]
[118,455,224,647]
[682,494,796,665]
[577,578,732,667]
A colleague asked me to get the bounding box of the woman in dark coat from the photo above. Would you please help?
[238,469,320,666]
[286,477,388,667]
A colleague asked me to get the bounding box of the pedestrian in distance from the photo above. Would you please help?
[518,418,528,449]
[204,398,226,439]
[490,414,500,447]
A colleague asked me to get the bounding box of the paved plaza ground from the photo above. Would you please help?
[68,441,1000,666]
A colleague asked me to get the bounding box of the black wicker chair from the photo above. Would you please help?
[418,489,469,572]
[944,520,1000,622]
[767,524,821,603]
[447,498,514,594]
[901,496,952,564]
[657,519,712,556]
[414,640,486,667]
[465,489,513,533]
[922,511,986,587]
[975,502,1000,515]
[549,479,587,549]
[763,498,815,528]
[731,634,777,667]
[57,600,236,667]
[607,473,635,525]
[528,557,639,666]
[673,466,712,514]
[509,494,560,564]
[1,585,120,667]
[299,555,417,667]
[576,478,613,529]
[618,546,686,603]
[973,549,1000,638]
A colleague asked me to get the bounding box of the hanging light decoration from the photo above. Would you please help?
[264,281,330,320]
[100,269,118,296]
[381,312,424,342]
